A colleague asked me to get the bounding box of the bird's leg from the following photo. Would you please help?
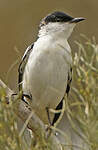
[11,93,18,101]
[46,107,52,126]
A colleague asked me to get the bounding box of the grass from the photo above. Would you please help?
[0,36,98,150]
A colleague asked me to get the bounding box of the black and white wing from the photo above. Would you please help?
[66,67,72,95]
[18,43,34,91]
[52,67,72,126]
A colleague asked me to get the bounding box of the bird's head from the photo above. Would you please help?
[38,11,85,39]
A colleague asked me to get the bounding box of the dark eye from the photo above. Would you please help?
[51,15,55,19]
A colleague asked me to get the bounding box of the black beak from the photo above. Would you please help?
[70,17,85,23]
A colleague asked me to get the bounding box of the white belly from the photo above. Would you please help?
[22,44,71,123]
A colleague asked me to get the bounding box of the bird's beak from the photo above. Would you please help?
[70,17,85,23]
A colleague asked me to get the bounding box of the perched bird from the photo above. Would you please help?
[18,11,85,124]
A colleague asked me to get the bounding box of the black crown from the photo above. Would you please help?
[42,11,73,25]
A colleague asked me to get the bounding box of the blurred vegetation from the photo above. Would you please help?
[66,36,98,150]
[0,37,98,150]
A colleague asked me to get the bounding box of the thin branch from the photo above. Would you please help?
[0,79,61,150]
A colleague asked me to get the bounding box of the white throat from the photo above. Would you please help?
[38,22,76,40]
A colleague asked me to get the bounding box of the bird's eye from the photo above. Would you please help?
[51,15,55,18]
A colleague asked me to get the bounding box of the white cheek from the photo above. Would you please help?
[64,23,75,30]
[63,23,76,38]
[39,22,75,38]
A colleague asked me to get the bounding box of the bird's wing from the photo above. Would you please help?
[18,43,34,91]
[52,67,72,126]
[66,67,72,95]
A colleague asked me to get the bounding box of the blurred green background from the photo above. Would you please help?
[0,0,98,90]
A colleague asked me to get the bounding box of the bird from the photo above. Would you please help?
[18,11,85,125]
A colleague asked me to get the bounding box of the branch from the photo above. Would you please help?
[0,79,61,150]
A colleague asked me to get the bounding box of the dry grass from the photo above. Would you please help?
[0,36,98,150]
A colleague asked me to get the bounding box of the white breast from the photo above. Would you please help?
[22,36,72,123]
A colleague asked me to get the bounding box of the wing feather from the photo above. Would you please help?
[52,67,72,126]
[18,44,34,91]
